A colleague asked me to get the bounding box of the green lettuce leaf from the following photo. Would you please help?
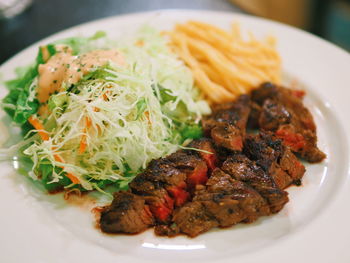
[2,63,39,124]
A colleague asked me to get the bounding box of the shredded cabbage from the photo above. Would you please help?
[15,26,210,191]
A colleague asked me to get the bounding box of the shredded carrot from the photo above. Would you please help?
[79,116,91,154]
[28,116,49,141]
[54,153,80,184]
[79,134,87,154]
[135,39,144,47]
[65,173,80,184]
[102,87,112,101]
[102,90,112,101]
[144,111,151,125]
[90,107,102,135]
[85,116,92,127]
[53,154,64,163]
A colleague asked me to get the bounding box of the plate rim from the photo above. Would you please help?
[1,9,350,68]
[1,9,350,263]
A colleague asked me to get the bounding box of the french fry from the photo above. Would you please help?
[169,21,281,103]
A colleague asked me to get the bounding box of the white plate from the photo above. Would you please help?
[0,10,350,263]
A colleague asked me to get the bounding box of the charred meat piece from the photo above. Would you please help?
[170,169,270,237]
[251,82,326,163]
[100,192,154,234]
[166,183,190,207]
[275,125,325,163]
[202,95,251,151]
[130,150,211,221]
[146,191,174,222]
[172,201,219,237]
[244,134,293,189]
[259,99,291,130]
[166,150,208,193]
[210,122,244,151]
[154,223,180,237]
[222,154,289,213]
[278,143,306,186]
[251,82,279,105]
[130,158,187,222]
[247,101,262,129]
[260,132,306,183]
[128,172,175,222]
[202,168,270,223]
[243,132,305,189]
[140,158,188,187]
[188,138,219,171]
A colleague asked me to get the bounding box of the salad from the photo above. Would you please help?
[1,27,210,193]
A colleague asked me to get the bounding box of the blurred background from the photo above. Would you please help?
[1,0,349,64]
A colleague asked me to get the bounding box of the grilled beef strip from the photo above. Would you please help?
[100,192,154,234]
[251,82,326,163]
[164,201,219,237]
[188,138,219,171]
[247,101,262,129]
[243,132,305,189]
[202,95,251,151]
[129,158,187,223]
[166,150,209,193]
[129,144,214,222]
[161,168,270,237]
[203,168,271,222]
[221,154,289,213]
